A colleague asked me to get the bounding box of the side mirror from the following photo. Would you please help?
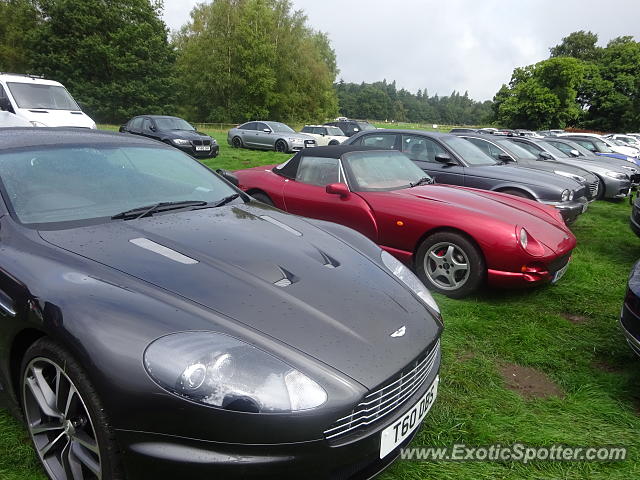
[119,125,127,132]
[570,149,580,157]
[149,125,156,132]
[539,151,554,160]
[215,169,240,187]
[498,153,514,162]
[263,128,272,133]
[326,183,350,198]
[434,153,456,165]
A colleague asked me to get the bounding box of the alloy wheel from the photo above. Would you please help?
[424,242,470,291]
[23,357,102,480]
[232,137,242,148]
[275,140,287,152]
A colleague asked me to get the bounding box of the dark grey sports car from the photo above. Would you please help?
[0,128,442,479]
[345,129,589,224]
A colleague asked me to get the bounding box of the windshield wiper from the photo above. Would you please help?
[111,200,208,220]
[211,193,241,208]
[409,177,434,187]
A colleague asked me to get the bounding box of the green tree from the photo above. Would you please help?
[550,30,600,61]
[28,0,176,123]
[174,0,338,123]
[0,0,37,72]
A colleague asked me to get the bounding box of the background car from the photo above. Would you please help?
[559,134,640,165]
[0,129,442,480]
[324,119,376,137]
[119,115,219,158]
[0,110,32,127]
[621,260,640,357]
[300,124,347,145]
[449,128,477,134]
[558,133,640,159]
[455,132,600,200]
[235,146,577,298]
[507,136,632,200]
[228,121,316,152]
[344,129,589,224]
[606,134,640,150]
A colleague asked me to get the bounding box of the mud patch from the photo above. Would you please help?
[499,363,564,400]
[561,313,588,325]
[458,351,476,362]
[592,359,624,373]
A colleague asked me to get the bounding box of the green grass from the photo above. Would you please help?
[2,128,639,479]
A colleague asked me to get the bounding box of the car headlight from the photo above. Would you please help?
[289,137,303,143]
[30,121,47,127]
[172,139,192,146]
[560,189,572,202]
[144,332,327,413]
[604,171,628,180]
[519,227,528,249]
[211,138,217,144]
[554,170,585,183]
[380,250,440,314]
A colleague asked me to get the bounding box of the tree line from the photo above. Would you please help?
[494,31,640,131]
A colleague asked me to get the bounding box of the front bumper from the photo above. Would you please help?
[116,351,441,479]
[601,176,631,199]
[540,198,587,224]
[620,293,640,357]
[487,251,572,288]
[176,143,220,158]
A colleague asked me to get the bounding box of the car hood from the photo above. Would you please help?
[463,164,581,189]
[512,160,595,181]
[38,203,440,389]
[557,158,630,175]
[383,185,573,253]
[572,155,637,173]
[286,132,315,141]
[15,108,95,128]
[158,130,212,140]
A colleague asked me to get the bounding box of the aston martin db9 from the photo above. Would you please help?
[0,129,442,479]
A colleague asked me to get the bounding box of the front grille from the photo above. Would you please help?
[304,140,316,147]
[548,253,570,273]
[324,339,440,442]
[588,179,599,199]
[191,139,211,146]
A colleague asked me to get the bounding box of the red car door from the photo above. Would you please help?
[282,155,378,242]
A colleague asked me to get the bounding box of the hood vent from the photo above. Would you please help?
[259,215,302,237]
[129,238,198,265]
[274,266,298,287]
[317,249,340,269]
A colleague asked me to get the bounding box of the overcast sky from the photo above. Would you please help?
[162,0,640,101]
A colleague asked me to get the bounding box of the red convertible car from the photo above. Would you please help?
[234,146,577,297]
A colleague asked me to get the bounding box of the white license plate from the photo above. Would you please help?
[552,261,570,284]
[582,203,588,213]
[379,376,439,459]
[195,145,210,151]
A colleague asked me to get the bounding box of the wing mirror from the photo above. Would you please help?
[326,183,350,198]
[498,153,514,163]
[215,169,240,187]
[434,153,456,165]
[263,128,272,133]
[570,149,580,157]
[149,125,156,132]
[539,151,554,160]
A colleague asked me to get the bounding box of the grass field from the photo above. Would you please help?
[1,128,639,480]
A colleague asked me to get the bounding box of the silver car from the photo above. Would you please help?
[228,121,316,153]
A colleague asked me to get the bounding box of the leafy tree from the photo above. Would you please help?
[174,0,338,123]
[27,0,176,123]
[0,0,37,72]
[550,30,600,61]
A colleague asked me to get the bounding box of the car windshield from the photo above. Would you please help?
[498,141,537,159]
[327,126,345,136]
[538,141,571,158]
[7,82,80,110]
[345,151,432,191]
[358,122,377,131]
[591,139,614,153]
[440,136,497,166]
[154,117,195,131]
[0,145,238,227]
[268,122,295,133]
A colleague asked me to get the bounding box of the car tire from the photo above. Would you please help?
[500,188,533,199]
[275,140,288,153]
[232,136,243,148]
[251,192,274,206]
[328,140,340,146]
[20,338,123,480]
[595,176,605,200]
[415,232,485,298]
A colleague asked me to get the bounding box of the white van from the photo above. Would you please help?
[0,73,96,128]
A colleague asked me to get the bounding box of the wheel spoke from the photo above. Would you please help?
[64,385,78,418]
[72,441,101,478]
[39,430,67,457]
[26,373,62,419]
[63,441,85,480]
[30,421,64,435]
[428,251,443,264]
[443,245,456,263]
[73,430,100,454]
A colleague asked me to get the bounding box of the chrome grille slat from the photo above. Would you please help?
[324,339,440,441]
